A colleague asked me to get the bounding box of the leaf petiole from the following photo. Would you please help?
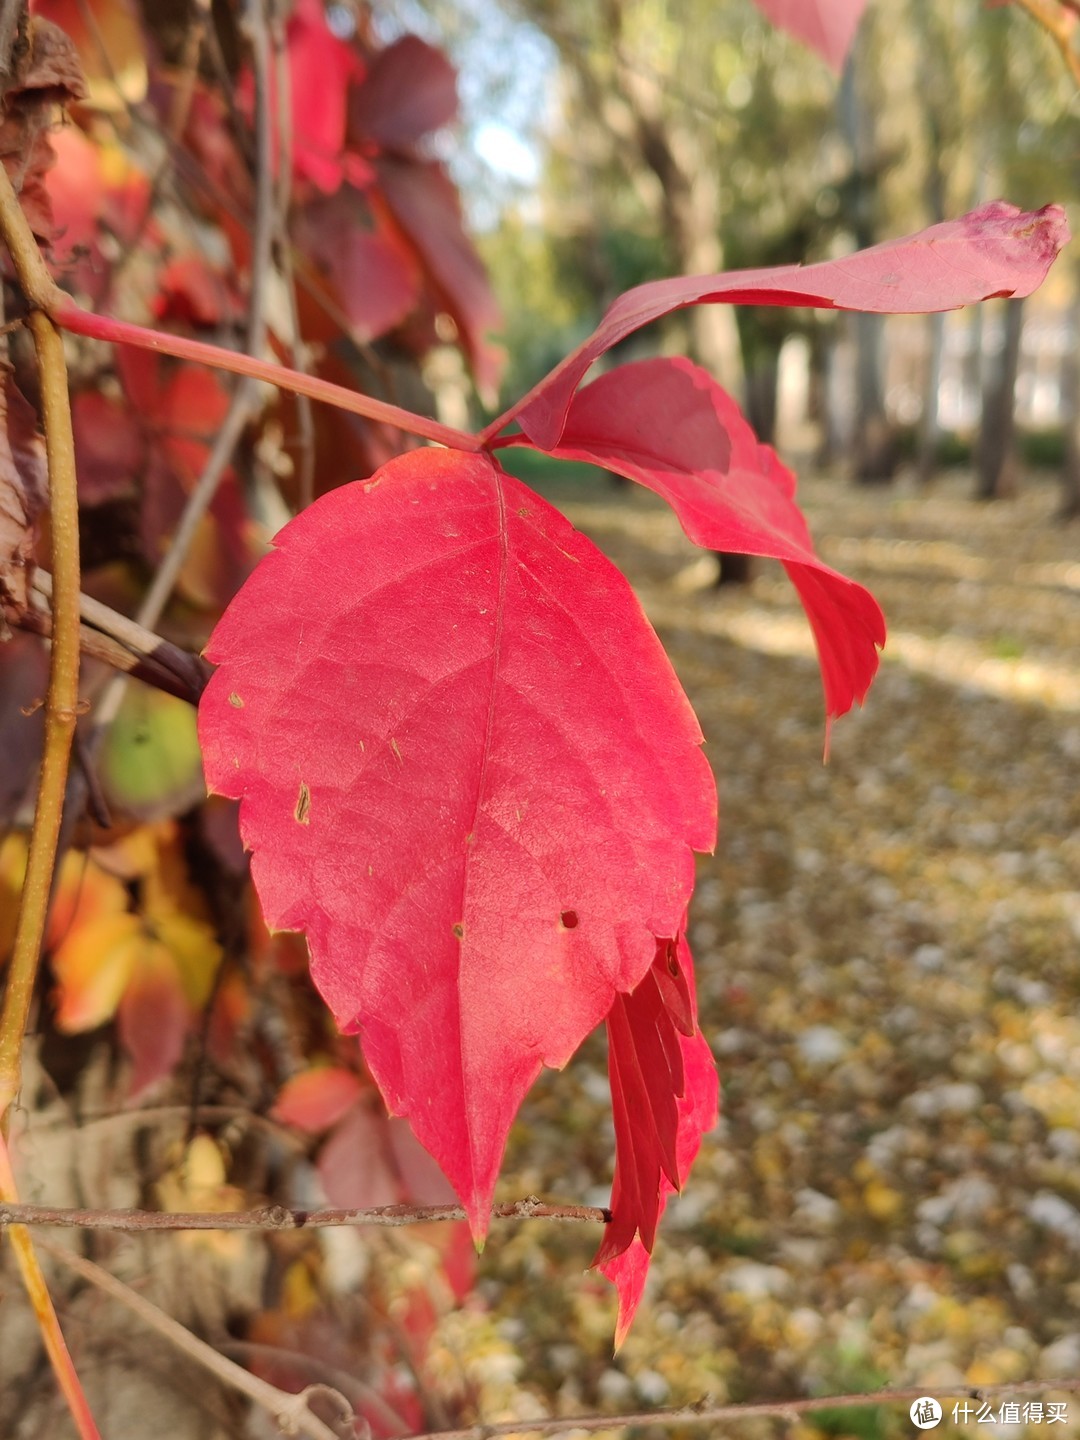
[51,298,483,454]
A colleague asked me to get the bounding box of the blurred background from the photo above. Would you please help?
[2,1,1080,1436]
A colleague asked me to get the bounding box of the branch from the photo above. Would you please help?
[38,1241,350,1440]
[0,1194,610,1232]
[20,571,211,704]
[406,1378,1080,1439]
[0,175,81,1123]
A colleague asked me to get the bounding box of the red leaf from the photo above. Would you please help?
[349,35,458,151]
[512,357,885,721]
[199,447,716,1236]
[317,1103,401,1209]
[374,157,504,397]
[750,0,867,70]
[298,190,421,342]
[493,203,1069,450]
[72,389,144,504]
[285,0,365,193]
[273,1066,365,1134]
[154,256,244,328]
[117,943,191,1097]
[596,937,718,1347]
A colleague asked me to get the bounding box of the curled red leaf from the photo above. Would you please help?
[596,933,718,1346]
[506,357,886,722]
[492,203,1070,451]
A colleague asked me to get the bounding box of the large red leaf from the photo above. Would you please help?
[198,447,716,1236]
[505,357,885,721]
[751,0,868,70]
[488,203,1068,450]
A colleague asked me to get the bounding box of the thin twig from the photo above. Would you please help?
[0,1195,610,1231]
[166,0,212,143]
[9,601,207,704]
[405,1378,1080,1440]
[223,1339,412,1437]
[23,571,210,703]
[103,0,276,676]
[38,1241,350,1440]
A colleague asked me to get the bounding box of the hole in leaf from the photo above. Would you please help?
[294,782,311,825]
[560,910,579,930]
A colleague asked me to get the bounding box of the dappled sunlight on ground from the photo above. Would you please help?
[473,465,1080,1437]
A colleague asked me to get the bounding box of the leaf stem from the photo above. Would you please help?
[52,296,483,453]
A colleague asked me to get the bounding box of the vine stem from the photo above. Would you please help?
[0,160,99,1440]
[52,295,483,453]
[0,178,81,1121]
[0,1194,610,1231]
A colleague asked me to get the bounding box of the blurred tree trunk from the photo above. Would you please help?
[839,48,896,485]
[1059,298,1080,519]
[918,312,946,484]
[912,0,954,485]
[974,297,1024,500]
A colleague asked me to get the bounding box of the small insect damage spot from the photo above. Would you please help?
[389,737,403,766]
[452,922,464,940]
[559,910,579,930]
[228,692,244,708]
[294,781,311,824]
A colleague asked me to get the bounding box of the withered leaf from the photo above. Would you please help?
[0,17,88,242]
[0,371,47,613]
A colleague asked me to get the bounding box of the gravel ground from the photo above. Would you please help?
[444,465,1080,1440]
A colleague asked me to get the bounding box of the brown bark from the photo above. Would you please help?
[975,297,1025,500]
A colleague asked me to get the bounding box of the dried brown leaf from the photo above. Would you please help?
[0,16,88,241]
[0,372,47,611]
